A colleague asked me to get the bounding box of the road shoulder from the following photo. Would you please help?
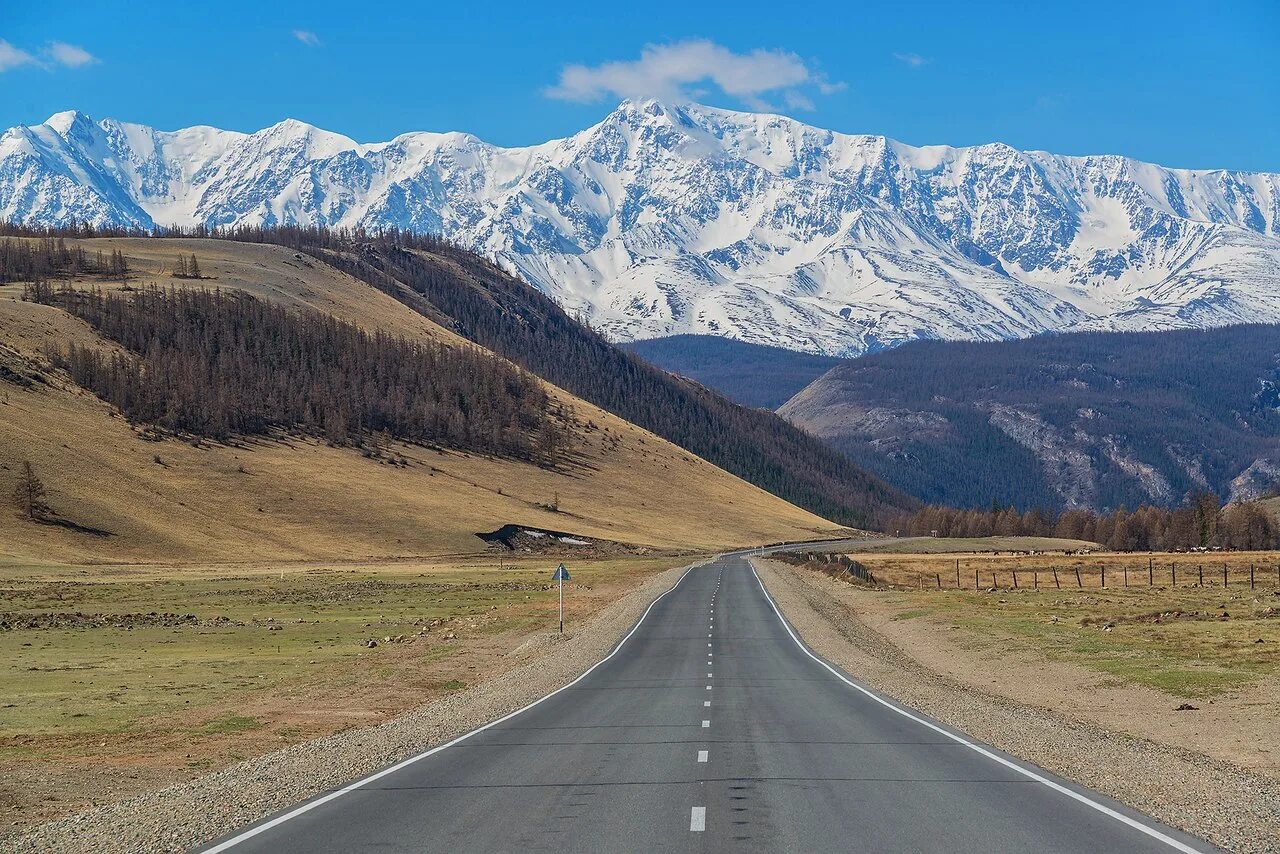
[754,557,1280,854]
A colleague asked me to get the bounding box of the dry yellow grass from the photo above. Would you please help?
[0,239,844,564]
[0,553,688,831]
[841,545,1280,591]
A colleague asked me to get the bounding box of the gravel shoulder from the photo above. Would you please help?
[754,557,1280,854]
[6,559,704,853]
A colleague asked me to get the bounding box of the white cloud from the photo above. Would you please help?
[0,40,37,72]
[545,40,842,111]
[893,52,930,68]
[293,30,322,47]
[47,42,97,68]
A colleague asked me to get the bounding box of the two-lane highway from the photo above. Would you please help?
[201,553,1210,853]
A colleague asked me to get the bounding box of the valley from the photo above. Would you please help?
[3,12,1276,853]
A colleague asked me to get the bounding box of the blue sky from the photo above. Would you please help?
[3,0,1277,171]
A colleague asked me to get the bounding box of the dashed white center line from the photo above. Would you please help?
[701,720,710,728]
[704,700,711,707]
[707,672,713,677]
[697,750,709,763]
[706,685,712,690]
[690,806,706,832]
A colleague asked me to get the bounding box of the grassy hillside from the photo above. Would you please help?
[0,238,847,563]
[622,334,842,409]
[266,232,911,528]
[781,326,1280,512]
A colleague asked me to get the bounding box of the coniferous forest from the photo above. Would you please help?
[28,284,569,464]
[279,229,913,528]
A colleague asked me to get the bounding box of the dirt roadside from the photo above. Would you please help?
[5,559,704,853]
[754,558,1280,854]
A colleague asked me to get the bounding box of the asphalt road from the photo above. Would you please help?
[200,552,1210,853]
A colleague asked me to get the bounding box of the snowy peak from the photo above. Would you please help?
[2,103,1278,356]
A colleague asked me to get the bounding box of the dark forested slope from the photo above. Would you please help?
[781,326,1280,512]
[622,335,842,409]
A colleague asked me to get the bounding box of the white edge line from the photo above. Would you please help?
[202,560,705,853]
[747,560,1203,854]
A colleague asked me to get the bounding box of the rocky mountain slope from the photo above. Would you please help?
[3,101,1278,356]
[779,325,1280,511]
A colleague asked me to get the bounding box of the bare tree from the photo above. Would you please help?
[12,460,49,521]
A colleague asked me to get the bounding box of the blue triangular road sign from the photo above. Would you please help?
[552,563,570,581]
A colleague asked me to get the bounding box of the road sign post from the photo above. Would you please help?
[552,563,571,633]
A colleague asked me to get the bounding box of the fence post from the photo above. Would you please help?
[1198,565,1203,586]
[1251,564,1255,589]
[1034,570,1039,589]
[1223,564,1227,587]
[1012,570,1018,589]
[956,559,961,589]
[1149,558,1153,586]
[1123,563,1128,587]
[1172,563,1176,586]
[1100,563,1105,588]
[1053,567,1060,589]
[991,572,997,590]
[1075,568,1082,587]
[936,573,941,590]
[975,568,979,590]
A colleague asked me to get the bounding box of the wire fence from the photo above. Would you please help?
[783,551,1280,592]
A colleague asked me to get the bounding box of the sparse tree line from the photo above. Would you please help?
[26,284,573,464]
[890,493,1280,552]
[0,237,130,285]
[171,253,202,279]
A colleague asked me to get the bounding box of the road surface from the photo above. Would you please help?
[200,551,1209,853]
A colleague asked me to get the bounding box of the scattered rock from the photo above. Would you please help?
[1174,703,1199,711]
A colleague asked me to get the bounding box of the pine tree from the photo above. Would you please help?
[188,254,201,279]
[173,254,188,278]
[12,461,49,521]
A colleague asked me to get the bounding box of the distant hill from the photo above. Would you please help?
[623,335,842,409]
[780,325,1280,512]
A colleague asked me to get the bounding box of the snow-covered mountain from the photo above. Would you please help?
[4,100,1278,356]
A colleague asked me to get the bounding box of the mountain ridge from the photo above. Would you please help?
[4,100,1278,356]
[779,323,1280,512]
